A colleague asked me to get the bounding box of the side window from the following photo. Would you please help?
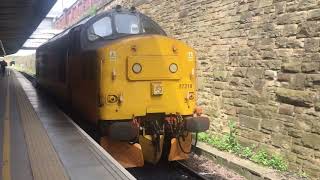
[87,17,112,41]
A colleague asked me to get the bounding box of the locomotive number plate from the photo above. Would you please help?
[179,84,193,89]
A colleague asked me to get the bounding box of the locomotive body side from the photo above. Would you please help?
[36,34,71,106]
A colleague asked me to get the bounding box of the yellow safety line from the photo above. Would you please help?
[2,76,11,180]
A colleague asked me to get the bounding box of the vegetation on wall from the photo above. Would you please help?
[198,121,288,172]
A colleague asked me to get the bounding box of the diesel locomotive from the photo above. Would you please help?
[36,6,209,168]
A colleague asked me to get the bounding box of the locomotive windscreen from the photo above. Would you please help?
[86,12,166,42]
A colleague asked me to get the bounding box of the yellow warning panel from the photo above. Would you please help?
[168,133,192,161]
[100,136,144,168]
[139,135,164,164]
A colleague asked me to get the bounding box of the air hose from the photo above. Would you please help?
[174,115,199,154]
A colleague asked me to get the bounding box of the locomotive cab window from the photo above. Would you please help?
[87,16,112,41]
[114,14,140,34]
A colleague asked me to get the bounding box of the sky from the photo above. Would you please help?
[48,0,77,18]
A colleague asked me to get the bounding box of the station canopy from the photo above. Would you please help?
[0,0,56,56]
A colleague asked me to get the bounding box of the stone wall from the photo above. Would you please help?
[54,0,320,177]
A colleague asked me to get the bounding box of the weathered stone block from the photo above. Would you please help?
[315,102,320,111]
[305,38,320,52]
[297,21,320,38]
[274,2,286,14]
[302,133,320,150]
[284,152,297,163]
[295,114,313,132]
[213,71,229,82]
[297,0,318,10]
[241,79,253,87]
[224,105,236,116]
[258,0,273,8]
[303,162,320,178]
[222,91,233,98]
[275,37,286,48]
[301,63,318,73]
[229,77,241,86]
[281,62,301,73]
[276,88,315,107]
[292,145,313,156]
[277,73,292,82]
[232,68,247,78]
[239,115,261,130]
[306,74,320,86]
[289,74,306,90]
[308,9,320,20]
[271,134,292,149]
[286,38,304,48]
[238,107,254,117]
[254,38,274,50]
[242,131,267,142]
[256,105,277,117]
[253,79,265,92]
[197,77,205,90]
[246,68,264,79]
[283,24,298,37]
[265,70,277,80]
[288,128,304,138]
[240,12,252,24]
[261,119,282,132]
[279,104,294,116]
[233,99,249,107]
[214,81,227,90]
[277,12,306,25]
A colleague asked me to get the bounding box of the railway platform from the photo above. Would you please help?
[0,69,135,180]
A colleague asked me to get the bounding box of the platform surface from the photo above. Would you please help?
[0,69,135,180]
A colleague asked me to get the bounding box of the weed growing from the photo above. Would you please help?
[198,121,288,172]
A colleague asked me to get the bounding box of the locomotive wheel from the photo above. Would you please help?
[100,136,144,168]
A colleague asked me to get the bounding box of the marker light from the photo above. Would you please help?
[169,63,178,73]
[132,63,142,73]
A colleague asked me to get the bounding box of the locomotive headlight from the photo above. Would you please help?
[107,95,118,103]
[132,63,142,73]
[169,63,178,73]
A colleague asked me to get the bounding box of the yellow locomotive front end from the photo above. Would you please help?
[98,35,196,120]
[85,7,209,168]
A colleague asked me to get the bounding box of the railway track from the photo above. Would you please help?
[172,161,209,180]
[127,160,209,180]
[21,71,211,180]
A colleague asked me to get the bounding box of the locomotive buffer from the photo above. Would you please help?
[0,70,135,180]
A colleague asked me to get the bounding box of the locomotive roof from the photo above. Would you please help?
[47,8,143,43]
[39,7,166,50]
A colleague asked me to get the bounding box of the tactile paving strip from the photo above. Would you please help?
[12,73,69,180]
